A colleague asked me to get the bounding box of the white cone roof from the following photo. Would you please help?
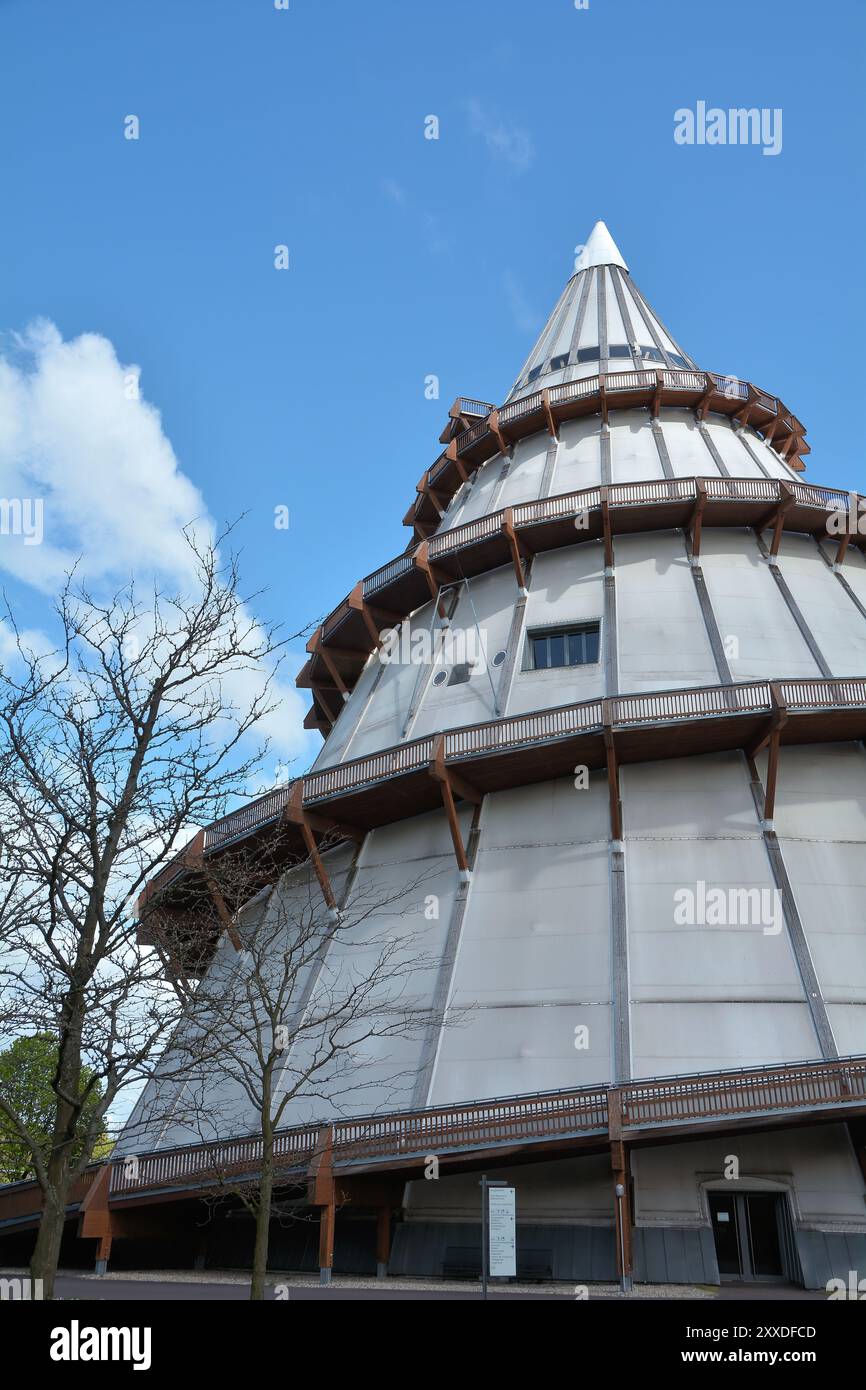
[507,221,696,402]
[575,220,628,272]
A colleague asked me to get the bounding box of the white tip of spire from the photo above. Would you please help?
[574,221,628,273]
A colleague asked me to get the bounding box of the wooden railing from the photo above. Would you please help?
[105,1055,866,1199]
[426,368,806,529]
[142,676,866,894]
[621,1057,866,1127]
[339,473,850,621]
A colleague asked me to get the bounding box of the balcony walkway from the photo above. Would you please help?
[2,1057,864,1262]
[406,368,808,538]
[301,473,857,730]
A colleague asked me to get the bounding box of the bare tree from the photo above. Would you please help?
[132,835,451,1300]
[0,528,299,1297]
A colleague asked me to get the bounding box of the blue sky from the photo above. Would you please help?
[1,0,864,776]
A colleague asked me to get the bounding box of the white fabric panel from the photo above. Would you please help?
[507,544,605,715]
[698,530,822,680]
[829,545,866,607]
[430,777,613,1101]
[631,1003,817,1078]
[277,814,468,1122]
[409,566,516,736]
[445,454,505,528]
[343,599,438,758]
[624,754,817,1072]
[768,743,866,1007]
[826,1006,866,1057]
[776,535,866,675]
[703,416,764,478]
[548,285,582,361]
[615,532,719,692]
[608,412,664,483]
[496,432,550,509]
[550,417,602,493]
[603,268,627,343]
[311,646,382,769]
[577,271,599,349]
[658,409,715,477]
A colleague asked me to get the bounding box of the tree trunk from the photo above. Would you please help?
[249,1137,274,1301]
[30,1164,71,1300]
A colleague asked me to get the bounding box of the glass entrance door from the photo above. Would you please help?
[708,1192,785,1282]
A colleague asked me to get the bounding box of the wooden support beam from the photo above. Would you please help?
[311,683,339,726]
[542,388,558,438]
[445,438,469,485]
[414,541,442,604]
[428,734,481,874]
[748,682,789,760]
[697,374,715,420]
[284,783,338,911]
[488,407,510,458]
[650,369,664,418]
[601,705,623,843]
[733,386,759,428]
[347,581,388,648]
[755,482,795,554]
[204,870,243,952]
[501,507,528,591]
[690,479,708,559]
[762,417,780,447]
[599,487,614,570]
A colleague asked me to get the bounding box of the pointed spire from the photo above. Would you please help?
[506,221,695,402]
[574,220,628,273]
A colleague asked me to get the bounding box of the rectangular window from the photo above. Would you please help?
[607,343,632,358]
[549,352,569,371]
[527,623,601,670]
[576,346,600,364]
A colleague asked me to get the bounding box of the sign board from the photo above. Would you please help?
[488,1186,516,1277]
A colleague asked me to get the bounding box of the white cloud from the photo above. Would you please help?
[0,321,310,764]
[466,99,535,174]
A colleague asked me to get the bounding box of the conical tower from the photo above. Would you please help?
[123,224,866,1288]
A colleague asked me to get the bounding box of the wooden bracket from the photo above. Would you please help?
[542,388,558,439]
[690,479,708,559]
[445,438,469,485]
[599,374,609,424]
[501,507,531,591]
[696,373,715,421]
[306,626,349,700]
[488,407,510,458]
[759,482,796,557]
[283,782,338,910]
[601,703,623,842]
[599,487,615,570]
[428,734,482,874]
[348,581,383,647]
[311,684,339,727]
[204,869,243,952]
[650,369,664,418]
[733,385,759,429]
[762,416,780,448]
[748,684,788,823]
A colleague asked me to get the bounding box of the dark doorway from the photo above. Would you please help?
[708,1192,786,1282]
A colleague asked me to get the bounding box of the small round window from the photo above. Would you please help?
[492,649,508,667]
[432,670,448,687]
